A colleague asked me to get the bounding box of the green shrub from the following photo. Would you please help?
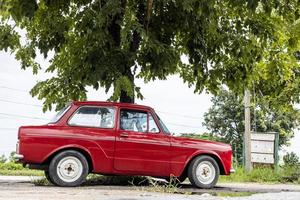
[0,162,43,176]
[0,162,24,170]
[220,166,299,184]
[248,167,280,182]
[0,154,7,163]
[283,152,300,166]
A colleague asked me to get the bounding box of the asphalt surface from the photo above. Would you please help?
[0,176,300,200]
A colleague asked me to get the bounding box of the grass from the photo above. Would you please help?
[84,174,151,186]
[2,162,300,185]
[212,191,255,197]
[32,177,52,186]
[220,166,300,184]
[0,162,43,176]
[32,175,253,196]
[32,174,182,194]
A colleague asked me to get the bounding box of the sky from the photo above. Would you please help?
[0,51,299,159]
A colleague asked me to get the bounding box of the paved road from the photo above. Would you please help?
[0,176,300,200]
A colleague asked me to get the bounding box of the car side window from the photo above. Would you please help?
[149,114,159,133]
[120,109,147,132]
[69,106,115,128]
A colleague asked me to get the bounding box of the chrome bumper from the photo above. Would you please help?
[13,154,24,160]
[230,168,235,173]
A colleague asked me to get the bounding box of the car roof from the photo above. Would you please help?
[72,101,153,110]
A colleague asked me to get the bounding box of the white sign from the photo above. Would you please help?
[250,132,276,164]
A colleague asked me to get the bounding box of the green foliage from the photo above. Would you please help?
[180,132,221,142]
[203,89,300,164]
[8,151,16,162]
[283,152,300,167]
[32,177,52,186]
[220,166,299,184]
[0,161,23,170]
[0,154,6,163]
[1,1,300,110]
[0,162,43,176]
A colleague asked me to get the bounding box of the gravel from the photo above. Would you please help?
[0,176,300,200]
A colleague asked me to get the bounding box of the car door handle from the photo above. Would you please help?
[120,133,129,138]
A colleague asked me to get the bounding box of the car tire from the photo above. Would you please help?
[48,150,89,187]
[44,170,54,184]
[188,155,220,189]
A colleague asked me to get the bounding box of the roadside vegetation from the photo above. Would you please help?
[221,152,300,184]
[0,152,42,176]
[220,165,300,184]
[0,162,43,176]
[1,151,300,185]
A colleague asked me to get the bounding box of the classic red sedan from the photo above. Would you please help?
[14,101,234,188]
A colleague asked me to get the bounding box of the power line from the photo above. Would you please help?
[0,98,42,107]
[0,85,202,120]
[157,110,201,120]
[0,85,29,93]
[0,128,17,130]
[166,122,202,129]
[0,98,202,120]
[0,112,49,121]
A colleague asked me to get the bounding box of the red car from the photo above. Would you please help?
[15,101,234,188]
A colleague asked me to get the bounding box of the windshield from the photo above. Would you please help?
[49,104,71,124]
[156,114,171,134]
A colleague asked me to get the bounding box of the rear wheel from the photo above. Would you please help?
[48,150,89,187]
[188,155,220,189]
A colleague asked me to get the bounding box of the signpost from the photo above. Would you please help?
[244,89,252,172]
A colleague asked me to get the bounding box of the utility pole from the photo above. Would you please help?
[244,89,252,173]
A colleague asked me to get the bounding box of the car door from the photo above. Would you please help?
[114,108,171,176]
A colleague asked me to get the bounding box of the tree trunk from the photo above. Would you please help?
[120,68,135,103]
[109,1,145,104]
[120,90,134,103]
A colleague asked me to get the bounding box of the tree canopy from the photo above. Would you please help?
[203,89,300,164]
[0,0,300,111]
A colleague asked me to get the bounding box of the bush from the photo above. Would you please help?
[0,162,43,176]
[0,162,24,170]
[283,152,300,167]
[220,166,300,184]
[0,154,7,163]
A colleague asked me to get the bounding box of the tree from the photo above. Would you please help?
[0,1,300,111]
[203,89,300,164]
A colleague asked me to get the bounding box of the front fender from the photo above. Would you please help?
[180,150,227,176]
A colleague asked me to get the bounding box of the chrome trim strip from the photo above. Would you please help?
[14,154,24,160]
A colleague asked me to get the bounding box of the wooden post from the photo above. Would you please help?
[244,89,252,172]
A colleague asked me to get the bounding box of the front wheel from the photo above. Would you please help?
[48,150,89,187]
[44,170,54,184]
[188,155,220,189]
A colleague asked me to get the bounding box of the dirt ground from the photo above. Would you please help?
[0,176,300,200]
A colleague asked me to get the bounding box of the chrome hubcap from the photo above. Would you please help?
[196,161,216,185]
[57,156,83,182]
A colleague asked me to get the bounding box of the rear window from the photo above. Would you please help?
[49,104,71,124]
[68,106,115,128]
